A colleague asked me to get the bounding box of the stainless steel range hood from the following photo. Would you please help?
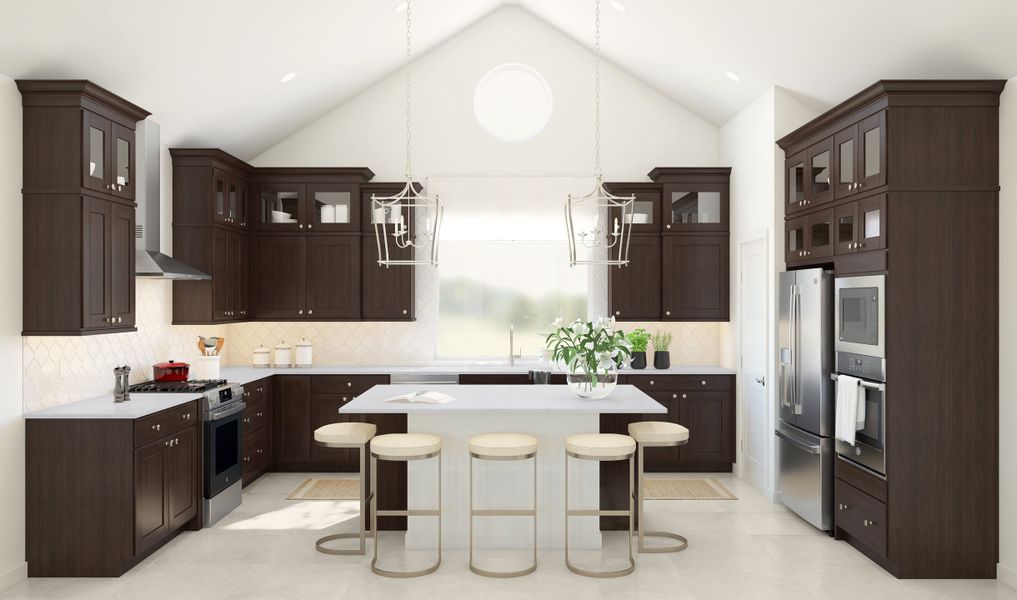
[135,120,210,280]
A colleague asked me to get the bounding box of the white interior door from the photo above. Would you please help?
[740,237,768,491]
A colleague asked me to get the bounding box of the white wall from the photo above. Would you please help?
[998,74,1017,589]
[0,73,25,591]
[252,6,720,177]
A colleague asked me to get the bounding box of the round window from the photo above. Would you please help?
[473,63,553,142]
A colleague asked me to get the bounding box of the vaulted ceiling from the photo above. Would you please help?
[2,0,1015,159]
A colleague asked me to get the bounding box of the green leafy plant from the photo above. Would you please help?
[626,328,651,353]
[545,317,632,389]
[652,330,673,352]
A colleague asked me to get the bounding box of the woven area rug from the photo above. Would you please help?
[644,478,736,500]
[286,478,360,500]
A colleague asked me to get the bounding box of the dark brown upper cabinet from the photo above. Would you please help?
[650,168,730,233]
[213,170,248,228]
[254,236,307,320]
[306,236,360,320]
[257,168,373,232]
[172,226,248,324]
[786,209,835,264]
[170,149,253,230]
[605,183,661,235]
[258,183,306,232]
[833,111,886,200]
[308,183,359,232]
[18,80,148,335]
[608,236,661,321]
[362,236,414,321]
[662,235,729,321]
[786,151,807,214]
[806,137,833,206]
[361,182,420,231]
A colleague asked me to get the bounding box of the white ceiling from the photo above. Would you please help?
[2,0,1016,159]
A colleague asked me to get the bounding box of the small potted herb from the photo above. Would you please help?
[626,328,651,370]
[652,331,673,370]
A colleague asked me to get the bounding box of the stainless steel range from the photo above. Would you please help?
[129,379,246,526]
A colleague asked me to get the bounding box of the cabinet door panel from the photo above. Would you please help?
[168,427,198,530]
[663,183,728,232]
[237,234,250,318]
[82,197,112,329]
[134,438,169,555]
[857,193,887,252]
[212,169,228,225]
[273,376,311,464]
[362,236,414,320]
[679,391,733,465]
[82,111,111,194]
[255,236,306,319]
[111,203,135,328]
[226,232,241,319]
[609,236,660,321]
[834,125,860,199]
[859,112,886,190]
[786,217,805,264]
[110,123,135,200]
[786,152,806,214]
[307,236,360,319]
[259,183,306,231]
[662,235,729,321]
[806,209,835,259]
[835,203,859,255]
[643,392,681,471]
[806,138,833,205]
[605,184,661,234]
[211,228,229,321]
[310,394,352,466]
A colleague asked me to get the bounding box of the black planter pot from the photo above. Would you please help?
[653,351,671,369]
[630,351,647,370]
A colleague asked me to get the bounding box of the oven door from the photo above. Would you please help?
[204,403,245,499]
[835,383,886,475]
[835,275,885,358]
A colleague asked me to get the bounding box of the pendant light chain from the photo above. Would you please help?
[593,0,602,181]
[404,0,413,181]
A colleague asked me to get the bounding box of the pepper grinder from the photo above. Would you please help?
[113,365,131,403]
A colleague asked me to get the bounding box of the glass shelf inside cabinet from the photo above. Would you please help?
[313,190,352,225]
[262,189,300,225]
[670,191,721,225]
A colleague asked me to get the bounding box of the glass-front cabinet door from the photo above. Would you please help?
[786,217,805,263]
[111,123,134,199]
[212,169,228,225]
[786,152,806,213]
[663,184,727,232]
[236,179,249,228]
[806,139,832,205]
[605,183,660,234]
[259,183,306,231]
[857,194,886,251]
[83,111,111,194]
[834,125,858,199]
[308,183,358,232]
[806,209,834,259]
[859,112,886,190]
[835,202,858,254]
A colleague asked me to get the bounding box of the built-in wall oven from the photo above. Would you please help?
[834,274,887,476]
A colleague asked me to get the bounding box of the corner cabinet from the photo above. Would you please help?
[607,168,731,322]
[18,80,149,335]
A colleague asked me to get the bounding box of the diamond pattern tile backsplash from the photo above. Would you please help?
[23,273,725,413]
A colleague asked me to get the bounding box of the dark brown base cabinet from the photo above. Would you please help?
[778,80,1004,579]
[241,378,273,485]
[26,402,201,577]
[18,80,149,335]
[608,168,731,322]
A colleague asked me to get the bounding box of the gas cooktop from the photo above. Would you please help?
[128,379,229,393]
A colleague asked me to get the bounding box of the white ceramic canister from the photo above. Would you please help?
[273,341,292,368]
[320,204,336,223]
[253,344,271,368]
[294,337,313,368]
[191,355,221,380]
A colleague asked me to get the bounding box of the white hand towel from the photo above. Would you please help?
[835,374,863,445]
[384,391,454,404]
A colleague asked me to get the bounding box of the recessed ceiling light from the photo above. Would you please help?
[609,0,627,12]
[280,71,298,84]
[394,2,407,12]
[724,70,741,82]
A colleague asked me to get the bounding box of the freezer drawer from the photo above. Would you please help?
[777,423,834,531]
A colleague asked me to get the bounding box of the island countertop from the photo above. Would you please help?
[339,384,666,414]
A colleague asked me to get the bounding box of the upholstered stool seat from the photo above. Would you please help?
[312,422,377,556]
[564,433,636,578]
[315,422,377,446]
[467,433,539,578]
[370,433,443,578]
[628,421,690,554]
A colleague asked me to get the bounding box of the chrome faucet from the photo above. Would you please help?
[509,324,522,366]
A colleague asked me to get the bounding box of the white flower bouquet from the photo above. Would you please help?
[545,317,632,395]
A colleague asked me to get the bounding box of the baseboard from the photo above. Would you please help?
[998,563,1017,590]
[0,562,27,593]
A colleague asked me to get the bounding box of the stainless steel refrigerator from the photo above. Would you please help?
[776,268,834,530]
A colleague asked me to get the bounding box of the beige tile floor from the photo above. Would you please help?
[3,472,1016,600]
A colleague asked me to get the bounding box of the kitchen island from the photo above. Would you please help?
[341,384,665,550]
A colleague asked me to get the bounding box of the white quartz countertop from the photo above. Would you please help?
[339,384,667,414]
[24,393,204,419]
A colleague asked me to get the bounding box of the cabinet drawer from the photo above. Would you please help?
[135,401,199,448]
[242,427,268,484]
[310,375,390,394]
[242,378,270,404]
[835,456,887,502]
[242,397,267,437]
[625,375,732,392]
[835,478,887,557]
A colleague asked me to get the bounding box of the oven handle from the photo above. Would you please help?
[208,401,247,422]
[829,373,885,391]
[775,428,821,455]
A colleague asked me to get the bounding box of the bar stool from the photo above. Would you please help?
[564,433,636,578]
[312,422,377,555]
[628,421,690,553]
[370,433,443,578]
[468,433,538,578]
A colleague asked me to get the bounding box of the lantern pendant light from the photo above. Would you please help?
[565,0,635,268]
[372,0,443,268]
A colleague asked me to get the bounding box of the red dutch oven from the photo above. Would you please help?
[153,360,190,382]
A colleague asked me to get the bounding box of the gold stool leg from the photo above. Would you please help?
[565,451,636,578]
[636,443,688,554]
[371,450,443,578]
[315,442,374,556]
[469,452,538,578]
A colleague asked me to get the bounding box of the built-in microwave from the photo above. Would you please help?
[834,274,885,360]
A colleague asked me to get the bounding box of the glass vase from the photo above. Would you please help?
[566,362,619,399]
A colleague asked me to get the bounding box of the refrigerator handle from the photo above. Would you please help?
[788,283,797,413]
[793,285,803,415]
[775,428,821,454]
